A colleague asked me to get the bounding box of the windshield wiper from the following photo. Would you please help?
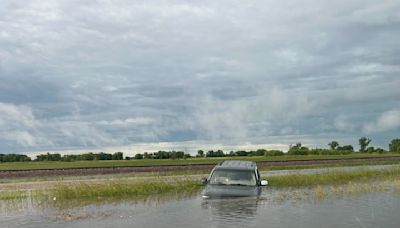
[210,182,254,186]
[226,183,253,186]
[212,182,228,185]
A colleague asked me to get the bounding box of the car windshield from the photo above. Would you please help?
[209,169,257,186]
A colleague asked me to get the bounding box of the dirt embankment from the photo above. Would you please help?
[1,156,400,179]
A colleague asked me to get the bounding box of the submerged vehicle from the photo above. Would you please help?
[202,160,268,198]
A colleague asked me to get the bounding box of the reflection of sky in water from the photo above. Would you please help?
[1,188,400,228]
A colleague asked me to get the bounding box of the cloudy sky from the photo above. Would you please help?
[1,0,399,155]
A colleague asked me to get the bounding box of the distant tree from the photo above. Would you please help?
[389,138,400,153]
[288,142,309,155]
[0,154,31,162]
[254,149,267,156]
[197,150,204,157]
[366,146,375,153]
[81,153,95,160]
[143,152,152,159]
[328,141,339,150]
[264,150,284,156]
[337,145,354,152]
[134,153,144,159]
[290,142,302,150]
[112,152,124,160]
[206,150,225,157]
[375,148,386,154]
[61,155,76,162]
[180,151,187,158]
[359,137,372,152]
[35,153,62,161]
[94,152,106,160]
[365,147,386,154]
[235,150,248,156]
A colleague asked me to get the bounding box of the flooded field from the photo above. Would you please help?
[1,184,399,228]
[265,164,400,176]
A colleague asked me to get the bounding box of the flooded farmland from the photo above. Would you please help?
[1,184,400,228]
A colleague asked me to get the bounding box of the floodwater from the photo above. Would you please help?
[1,165,400,228]
[1,187,400,228]
[263,164,400,176]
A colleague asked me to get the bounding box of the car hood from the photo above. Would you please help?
[203,184,261,198]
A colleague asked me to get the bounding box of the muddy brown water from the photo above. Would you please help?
[1,187,399,228]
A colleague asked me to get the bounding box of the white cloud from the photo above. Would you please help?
[334,115,355,132]
[363,109,400,134]
[193,86,320,141]
[0,102,125,150]
[125,117,155,125]
[0,102,36,128]
[1,0,400,152]
[97,117,155,126]
[3,131,43,147]
[0,102,53,147]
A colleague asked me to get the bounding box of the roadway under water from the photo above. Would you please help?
[1,187,400,228]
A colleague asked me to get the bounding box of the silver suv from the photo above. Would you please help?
[202,160,268,198]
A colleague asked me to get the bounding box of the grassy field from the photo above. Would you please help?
[0,179,202,201]
[267,166,400,187]
[0,190,29,201]
[1,153,399,171]
[260,160,400,171]
[50,180,202,201]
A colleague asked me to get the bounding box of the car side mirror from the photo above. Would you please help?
[260,180,268,186]
[201,177,208,185]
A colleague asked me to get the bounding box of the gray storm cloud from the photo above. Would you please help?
[0,0,399,153]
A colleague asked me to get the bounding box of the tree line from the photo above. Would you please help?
[194,149,285,157]
[35,152,124,161]
[0,152,124,163]
[0,137,399,163]
[127,151,191,160]
[0,154,31,162]
[195,137,400,157]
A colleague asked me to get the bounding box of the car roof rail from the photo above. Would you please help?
[218,160,256,168]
